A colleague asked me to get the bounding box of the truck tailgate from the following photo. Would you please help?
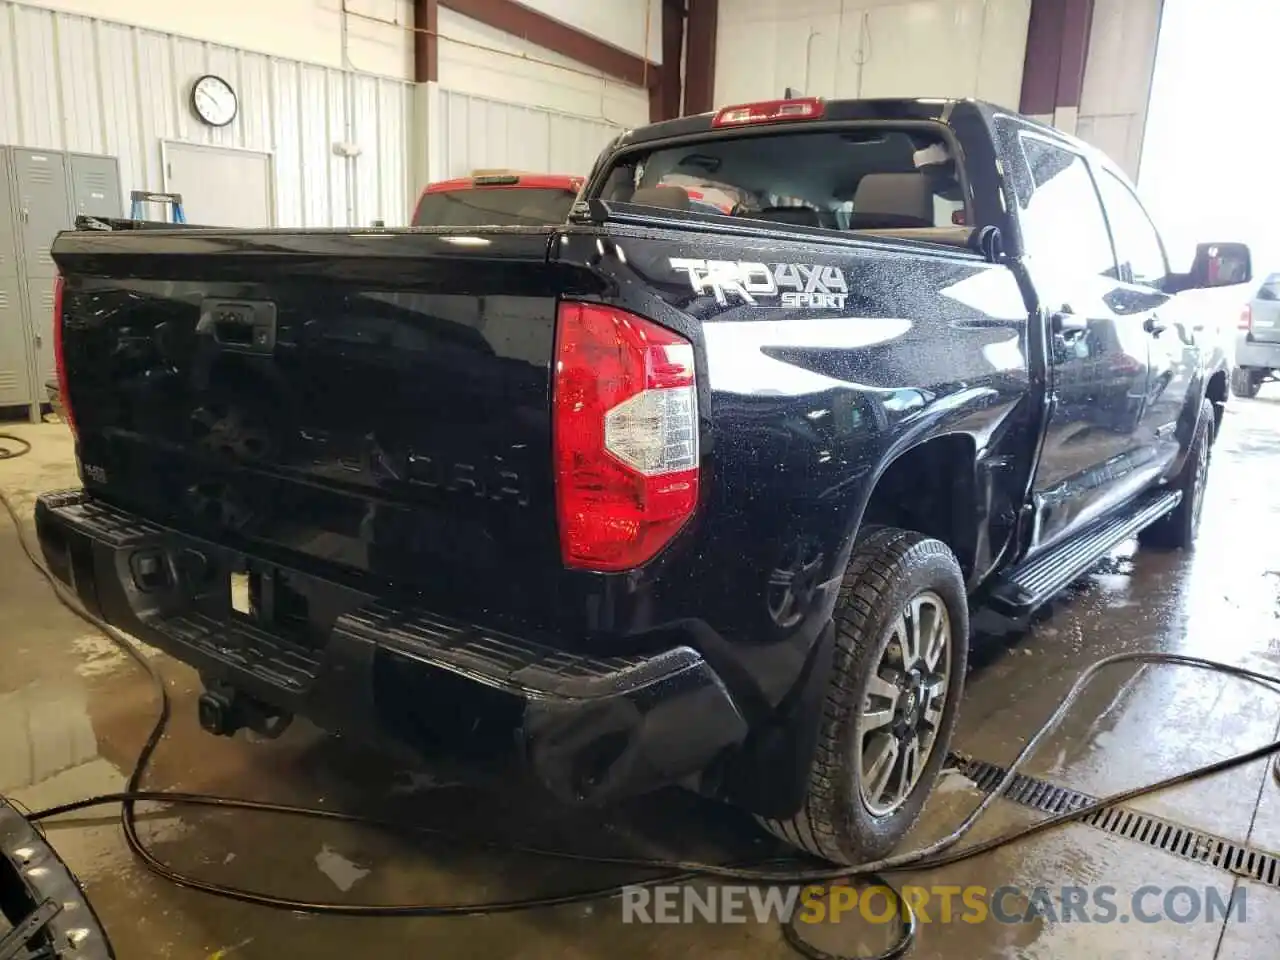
[53,227,569,624]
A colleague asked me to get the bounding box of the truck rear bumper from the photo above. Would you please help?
[1234,335,1280,370]
[35,490,747,804]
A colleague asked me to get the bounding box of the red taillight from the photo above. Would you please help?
[52,275,75,437]
[712,97,824,127]
[1240,305,1253,331]
[553,302,699,571]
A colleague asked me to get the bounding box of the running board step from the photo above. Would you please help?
[988,490,1182,617]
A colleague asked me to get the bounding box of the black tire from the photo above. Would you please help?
[1230,367,1261,399]
[757,528,969,864]
[1138,398,1214,550]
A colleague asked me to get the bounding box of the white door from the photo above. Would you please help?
[163,142,274,228]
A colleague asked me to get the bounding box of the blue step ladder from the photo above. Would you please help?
[129,190,186,223]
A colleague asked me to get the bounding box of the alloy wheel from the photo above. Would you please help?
[855,590,951,816]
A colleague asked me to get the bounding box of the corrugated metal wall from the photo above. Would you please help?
[0,1,414,226]
[436,90,623,179]
[714,0,1032,113]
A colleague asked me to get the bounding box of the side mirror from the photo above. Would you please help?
[1190,242,1253,289]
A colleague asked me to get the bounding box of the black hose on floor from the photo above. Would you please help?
[0,433,32,460]
[5,444,1280,959]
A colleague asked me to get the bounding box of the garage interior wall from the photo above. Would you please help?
[1075,0,1163,181]
[14,0,416,77]
[714,0,1032,110]
[434,90,624,180]
[436,2,657,130]
[0,0,415,227]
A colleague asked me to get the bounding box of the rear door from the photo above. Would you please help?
[1003,127,1155,549]
[1093,165,1188,473]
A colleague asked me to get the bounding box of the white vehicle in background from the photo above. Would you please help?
[1233,271,1280,397]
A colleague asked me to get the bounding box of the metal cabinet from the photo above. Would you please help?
[11,149,70,278]
[0,145,120,418]
[0,161,17,276]
[70,153,123,220]
[28,282,56,385]
[0,278,30,406]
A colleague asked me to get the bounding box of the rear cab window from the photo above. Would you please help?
[593,126,970,235]
[412,187,578,227]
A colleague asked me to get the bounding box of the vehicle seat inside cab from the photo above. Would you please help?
[848,173,935,229]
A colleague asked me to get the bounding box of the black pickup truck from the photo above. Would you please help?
[37,97,1252,864]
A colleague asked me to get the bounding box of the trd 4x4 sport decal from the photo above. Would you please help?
[669,258,849,309]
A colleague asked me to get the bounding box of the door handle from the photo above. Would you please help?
[1144,315,1167,336]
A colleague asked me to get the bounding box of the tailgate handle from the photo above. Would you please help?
[198,300,278,354]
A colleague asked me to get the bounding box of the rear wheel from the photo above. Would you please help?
[757,528,968,864]
[1139,398,1214,550]
[1231,367,1262,399]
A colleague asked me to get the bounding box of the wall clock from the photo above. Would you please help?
[191,74,238,127]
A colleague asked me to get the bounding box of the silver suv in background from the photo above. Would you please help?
[1234,271,1280,397]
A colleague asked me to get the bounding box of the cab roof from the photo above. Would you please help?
[615,98,978,149]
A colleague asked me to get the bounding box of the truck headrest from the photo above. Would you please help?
[852,173,934,228]
[629,186,691,211]
[754,206,822,227]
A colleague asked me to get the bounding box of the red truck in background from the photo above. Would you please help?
[411,172,585,227]
[411,171,734,226]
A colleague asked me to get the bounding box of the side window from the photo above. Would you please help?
[1096,170,1168,287]
[1015,135,1116,278]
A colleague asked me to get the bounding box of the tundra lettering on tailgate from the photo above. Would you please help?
[670,258,849,309]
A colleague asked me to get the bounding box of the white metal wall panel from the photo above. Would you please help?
[0,0,412,228]
[352,75,382,223]
[436,8,650,128]
[55,14,101,153]
[437,90,620,180]
[238,52,274,152]
[136,31,177,187]
[378,79,410,225]
[714,0,1030,112]
[171,37,211,146]
[96,20,145,213]
[207,45,241,149]
[0,10,19,145]
[14,8,60,149]
[298,65,330,226]
[550,113,617,177]
[270,59,304,227]
[326,71,350,226]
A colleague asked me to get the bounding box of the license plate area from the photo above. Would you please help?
[230,569,252,616]
[228,564,315,645]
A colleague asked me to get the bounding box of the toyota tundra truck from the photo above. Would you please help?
[36,97,1252,864]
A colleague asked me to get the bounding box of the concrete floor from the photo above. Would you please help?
[3,392,1280,960]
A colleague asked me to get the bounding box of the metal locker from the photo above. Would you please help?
[27,281,56,386]
[0,155,18,277]
[69,153,122,219]
[12,148,72,278]
[0,278,32,405]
